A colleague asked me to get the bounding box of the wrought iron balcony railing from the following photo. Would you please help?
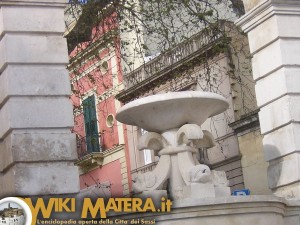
[76,135,102,159]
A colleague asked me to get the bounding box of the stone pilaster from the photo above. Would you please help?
[236,0,300,198]
[0,0,79,196]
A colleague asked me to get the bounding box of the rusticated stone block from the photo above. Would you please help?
[0,34,68,71]
[0,6,65,36]
[0,162,79,196]
[255,67,300,108]
[247,15,300,54]
[252,39,300,80]
[259,95,300,135]
[268,153,300,189]
[0,97,74,139]
[263,123,300,162]
[0,65,71,105]
[0,131,78,172]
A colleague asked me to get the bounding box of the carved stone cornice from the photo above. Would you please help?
[236,0,300,33]
[229,109,260,135]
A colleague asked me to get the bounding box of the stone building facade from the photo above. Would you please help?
[0,0,79,197]
[65,4,132,197]
[116,21,271,194]
[64,0,272,197]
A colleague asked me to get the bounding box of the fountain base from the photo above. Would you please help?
[109,196,300,225]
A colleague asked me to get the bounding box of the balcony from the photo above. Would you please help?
[75,135,103,172]
[116,21,231,103]
[131,161,158,178]
[76,135,102,158]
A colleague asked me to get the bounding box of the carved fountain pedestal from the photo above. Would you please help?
[117,91,230,200]
[116,91,299,225]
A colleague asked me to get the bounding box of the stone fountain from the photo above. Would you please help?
[116,91,300,225]
[116,91,231,200]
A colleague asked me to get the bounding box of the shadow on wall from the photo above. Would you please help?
[264,144,296,198]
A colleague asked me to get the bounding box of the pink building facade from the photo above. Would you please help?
[66,9,132,197]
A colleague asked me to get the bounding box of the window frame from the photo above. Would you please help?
[82,93,101,153]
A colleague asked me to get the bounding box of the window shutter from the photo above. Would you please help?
[83,95,100,153]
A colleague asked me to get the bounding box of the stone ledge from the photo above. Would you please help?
[172,195,286,208]
[76,145,125,174]
[103,144,125,158]
[102,145,125,166]
[229,109,260,135]
[108,195,296,225]
[75,152,104,173]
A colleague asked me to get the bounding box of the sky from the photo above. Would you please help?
[0,202,22,211]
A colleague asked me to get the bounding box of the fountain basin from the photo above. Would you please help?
[116,91,229,132]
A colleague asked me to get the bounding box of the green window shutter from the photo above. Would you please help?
[83,95,100,153]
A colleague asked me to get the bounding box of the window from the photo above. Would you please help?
[141,129,152,165]
[143,149,152,165]
[83,95,100,153]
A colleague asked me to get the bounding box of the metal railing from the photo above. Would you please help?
[76,135,102,158]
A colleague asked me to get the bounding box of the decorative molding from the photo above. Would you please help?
[236,0,300,33]
[103,144,125,158]
[229,109,260,135]
[98,83,124,101]
[75,152,104,173]
[68,41,113,71]
[210,155,242,170]
[76,144,125,174]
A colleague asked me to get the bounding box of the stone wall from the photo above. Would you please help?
[237,0,300,197]
[0,0,79,197]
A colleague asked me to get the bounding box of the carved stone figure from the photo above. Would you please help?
[116,91,231,200]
